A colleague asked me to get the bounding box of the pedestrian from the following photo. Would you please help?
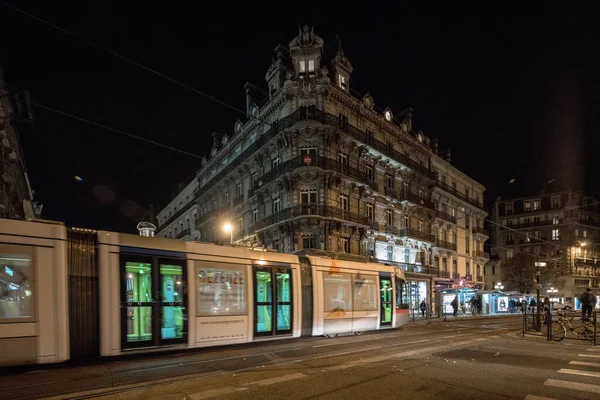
[580,287,596,320]
[451,295,459,317]
[420,300,427,317]
[529,298,536,312]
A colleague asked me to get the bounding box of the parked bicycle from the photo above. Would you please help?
[551,307,597,342]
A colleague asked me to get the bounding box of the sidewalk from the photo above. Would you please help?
[409,312,521,324]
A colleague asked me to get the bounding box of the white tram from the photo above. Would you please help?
[0,218,407,366]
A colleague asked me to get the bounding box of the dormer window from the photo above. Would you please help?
[339,74,347,91]
[299,59,315,78]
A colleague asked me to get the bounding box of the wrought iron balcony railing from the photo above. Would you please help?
[401,228,436,243]
[475,250,490,259]
[176,228,191,239]
[435,210,456,224]
[253,203,369,231]
[472,227,489,236]
[432,180,485,210]
[435,240,457,251]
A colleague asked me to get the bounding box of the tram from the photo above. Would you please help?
[0,218,406,367]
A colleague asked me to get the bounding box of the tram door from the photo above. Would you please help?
[121,254,187,349]
[380,274,393,326]
[254,266,293,337]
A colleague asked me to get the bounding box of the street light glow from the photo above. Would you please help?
[223,223,232,232]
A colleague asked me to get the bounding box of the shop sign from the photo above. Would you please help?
[4,266,13,276]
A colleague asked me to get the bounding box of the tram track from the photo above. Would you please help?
[3,322,520,400]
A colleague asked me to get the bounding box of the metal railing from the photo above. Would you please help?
[384,187,435,210]
[435,240,457,251]
[401,228,436,243]
[176,228,191,239]
[475,250,490,259]
[432,180,485,210]
[435,210,456,224]
[472,227,489,236]
[249,154,377,198]
[502,220,562,230]
[253,203,369,231]
[161,105,436,230]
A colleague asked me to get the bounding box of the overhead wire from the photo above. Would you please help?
[6,1,598,256]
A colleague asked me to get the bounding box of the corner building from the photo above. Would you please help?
[156,27,489,311]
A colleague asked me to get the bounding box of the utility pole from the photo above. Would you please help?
[535,261,547,330]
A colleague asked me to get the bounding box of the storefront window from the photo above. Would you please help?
[196,263,247,316]
[0,253,33,319]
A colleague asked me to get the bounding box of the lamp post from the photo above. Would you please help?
[494,282,504,291]
[534,261,547,329]
[223,222,232,244]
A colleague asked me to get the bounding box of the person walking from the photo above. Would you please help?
[420,300,427,318]
[451,295,459,317]
[580,287,596,320]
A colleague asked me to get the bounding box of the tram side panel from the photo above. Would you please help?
[308,256,399,337]
[0,218,69,366]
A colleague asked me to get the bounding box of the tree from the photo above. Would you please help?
[502,252,561,294]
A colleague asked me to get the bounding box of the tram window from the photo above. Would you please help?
[352,274,377,311]
[196,263,247,316]
[323,272,352,314]
[0,251,33,320]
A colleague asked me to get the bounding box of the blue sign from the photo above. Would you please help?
[4,266,13,276]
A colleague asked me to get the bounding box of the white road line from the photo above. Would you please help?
[545,378,600,395]
[524,395,555,400]
[570,360,600,368]
[558,368,600,378]
[578,354,600,358]
[322,338,489,371]
[587,348,600,352]
[245,373,306,386]
[188,387,247,399]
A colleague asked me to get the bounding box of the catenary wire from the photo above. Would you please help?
[6,1,598,248]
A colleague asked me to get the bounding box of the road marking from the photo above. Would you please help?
[587,348,600,352]
[545,378,600,394]
[245,373,306,386]
[558,368,600,378]
[578,354,600,358]
[314,346,381,359]
[570,360,600,368]
[524,395,555,400]
[189,387,247,399]
[322,338,489,371]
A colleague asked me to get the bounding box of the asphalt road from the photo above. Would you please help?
[3,315,600,400]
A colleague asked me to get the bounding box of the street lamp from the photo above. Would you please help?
[534,261,547,329]
[547,287,558,294]
[494,282,504,291]
[223,222,232,244]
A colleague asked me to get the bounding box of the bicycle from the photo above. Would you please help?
[551,307,597,342]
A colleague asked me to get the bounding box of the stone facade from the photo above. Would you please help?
[157,26,488,289]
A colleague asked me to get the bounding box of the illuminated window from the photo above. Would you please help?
[524,201,531,211]
[308,59,315,72]
[366,203,374,220]
[339,74,347,90]
[553,215,559,224]
[301,189,317,204]
[552,229,560,241]
[506,249,513,260]
[340,194,349,210]
[299,60,306,73]
[533,200,540,210]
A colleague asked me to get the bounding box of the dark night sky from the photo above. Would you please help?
[2,3,599,233]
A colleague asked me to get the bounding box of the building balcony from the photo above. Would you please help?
[439,270,451,279]
[501,220,561,230]
[254,203,369,231]
[295,249,368,263]
[505,240,515,245]
[476,275,484,282]
[195,206,230,229]
[475,250,490,259]
[452,273,460,280]
[519,237,547,245]
[435,240,457,251]
[435,210,456,224]
[376,259,440,275]
[383,187,435,210]
[233,195,244,207]
[368,220,380,230]
[384,223,401,235]
[401,228,436,243]
[176,228,191,239]
[574,257,600,267]
[472,227,489,237]
[248,154,377,198]
[432,180,485,210]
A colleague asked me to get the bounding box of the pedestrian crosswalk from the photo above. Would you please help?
[525,348,600,399]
